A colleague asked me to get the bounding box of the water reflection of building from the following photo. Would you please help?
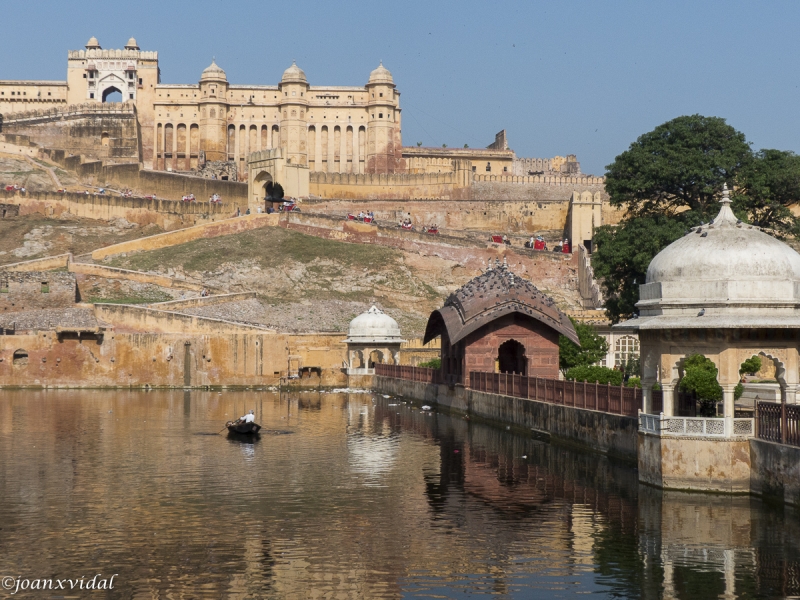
[2,391,799,597]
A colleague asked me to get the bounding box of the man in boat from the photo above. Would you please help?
[240,410,255,424]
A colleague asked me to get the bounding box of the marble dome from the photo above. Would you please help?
[281,61,307,83]
[635,185,800,325]
[368,62,393,85]
[345,306,402,344]
[125,37,139,50]
[200,60,227,82]
[85,37,101,49]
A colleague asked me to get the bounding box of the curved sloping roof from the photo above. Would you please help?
[423,261,579,346]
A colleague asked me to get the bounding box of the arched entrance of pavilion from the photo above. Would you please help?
[498,339,526,375]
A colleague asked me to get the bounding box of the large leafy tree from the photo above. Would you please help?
[733,149,800,236]
[592,214,697,323]
[595,115,800,323]
[558,318,609,375]
[605,114,751,219]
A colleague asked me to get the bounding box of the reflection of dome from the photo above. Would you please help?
[424,260,579,345]
[200,60,227,82]
[345,306,402,344]
[86,37,101,49]
[124,37,139,50]
[368,61,393,85]
[638,185,800,323]
[281,61,307,83]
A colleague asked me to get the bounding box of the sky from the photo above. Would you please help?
[2,0,799,175]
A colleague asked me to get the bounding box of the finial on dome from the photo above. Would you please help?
[721,183,731,205]
[712,182,738,227]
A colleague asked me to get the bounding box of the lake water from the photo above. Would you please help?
[0,389,798,599]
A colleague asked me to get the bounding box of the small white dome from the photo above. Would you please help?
[201,59,227,82]
[281,61,307,84]
[345,306,402,343]
[125,37,139,50]
[86,36,101,49]
[639,185,800,320]
[368,61,393,85]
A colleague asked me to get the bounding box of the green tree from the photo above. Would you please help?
[732,149,800,236]
[739,355,762,376]
[565,365,623,386]
[680,354,722,416]
[605,114,751,219]
[592,215,695,323]
[558,318,609,374]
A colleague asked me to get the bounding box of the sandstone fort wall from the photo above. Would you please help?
[1,103,140,163]
[0,271,76,312]
[0,310,349,387]
[0,188,233,230]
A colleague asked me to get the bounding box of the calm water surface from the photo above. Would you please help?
[0,389,798,599]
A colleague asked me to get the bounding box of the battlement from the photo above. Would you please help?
[1,101,136,125]
[472,173,604,186]
[68,49,157,60]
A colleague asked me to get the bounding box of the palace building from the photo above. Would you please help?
[0,37,582,182]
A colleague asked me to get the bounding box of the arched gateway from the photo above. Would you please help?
[423,258,578,385]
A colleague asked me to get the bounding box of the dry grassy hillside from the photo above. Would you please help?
[105,227,476,336]
[0,213,163,266]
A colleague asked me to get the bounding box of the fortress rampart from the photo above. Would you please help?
[0,189,233,230]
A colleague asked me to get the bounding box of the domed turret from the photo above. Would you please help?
[281,61,307,84]
[637,184,800,322]
[200,59,227,82]
[85,36,101,50]
[346,306,402,344]
[124,37,139,50]
[368,61,393,85]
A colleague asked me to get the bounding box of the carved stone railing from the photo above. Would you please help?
[639,412,754,438]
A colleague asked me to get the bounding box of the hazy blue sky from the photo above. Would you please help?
[2,0,798,175]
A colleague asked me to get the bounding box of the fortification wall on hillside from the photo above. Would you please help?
[0,188,233,230]
[1,103,140,163]
[309,167,471,200]
[90,213,279,260]
[303,198,574,233]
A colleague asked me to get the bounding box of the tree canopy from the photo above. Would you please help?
[733,149,800,236]
[558,318,609,374]
[594,115,800,323]
[605,115,751,219]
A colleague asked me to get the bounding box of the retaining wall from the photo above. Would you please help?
[69,263,202,291]
[1,189,232,230]
[374,376,638,460]
[750,438,800,507]
[91,213,279,260]
[0,253,71,272]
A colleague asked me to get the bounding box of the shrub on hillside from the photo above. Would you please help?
[565,366,623,386]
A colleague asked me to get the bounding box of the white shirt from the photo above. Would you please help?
[241,413,255,423]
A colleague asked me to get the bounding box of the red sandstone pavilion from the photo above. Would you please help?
[423,258,579,384]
